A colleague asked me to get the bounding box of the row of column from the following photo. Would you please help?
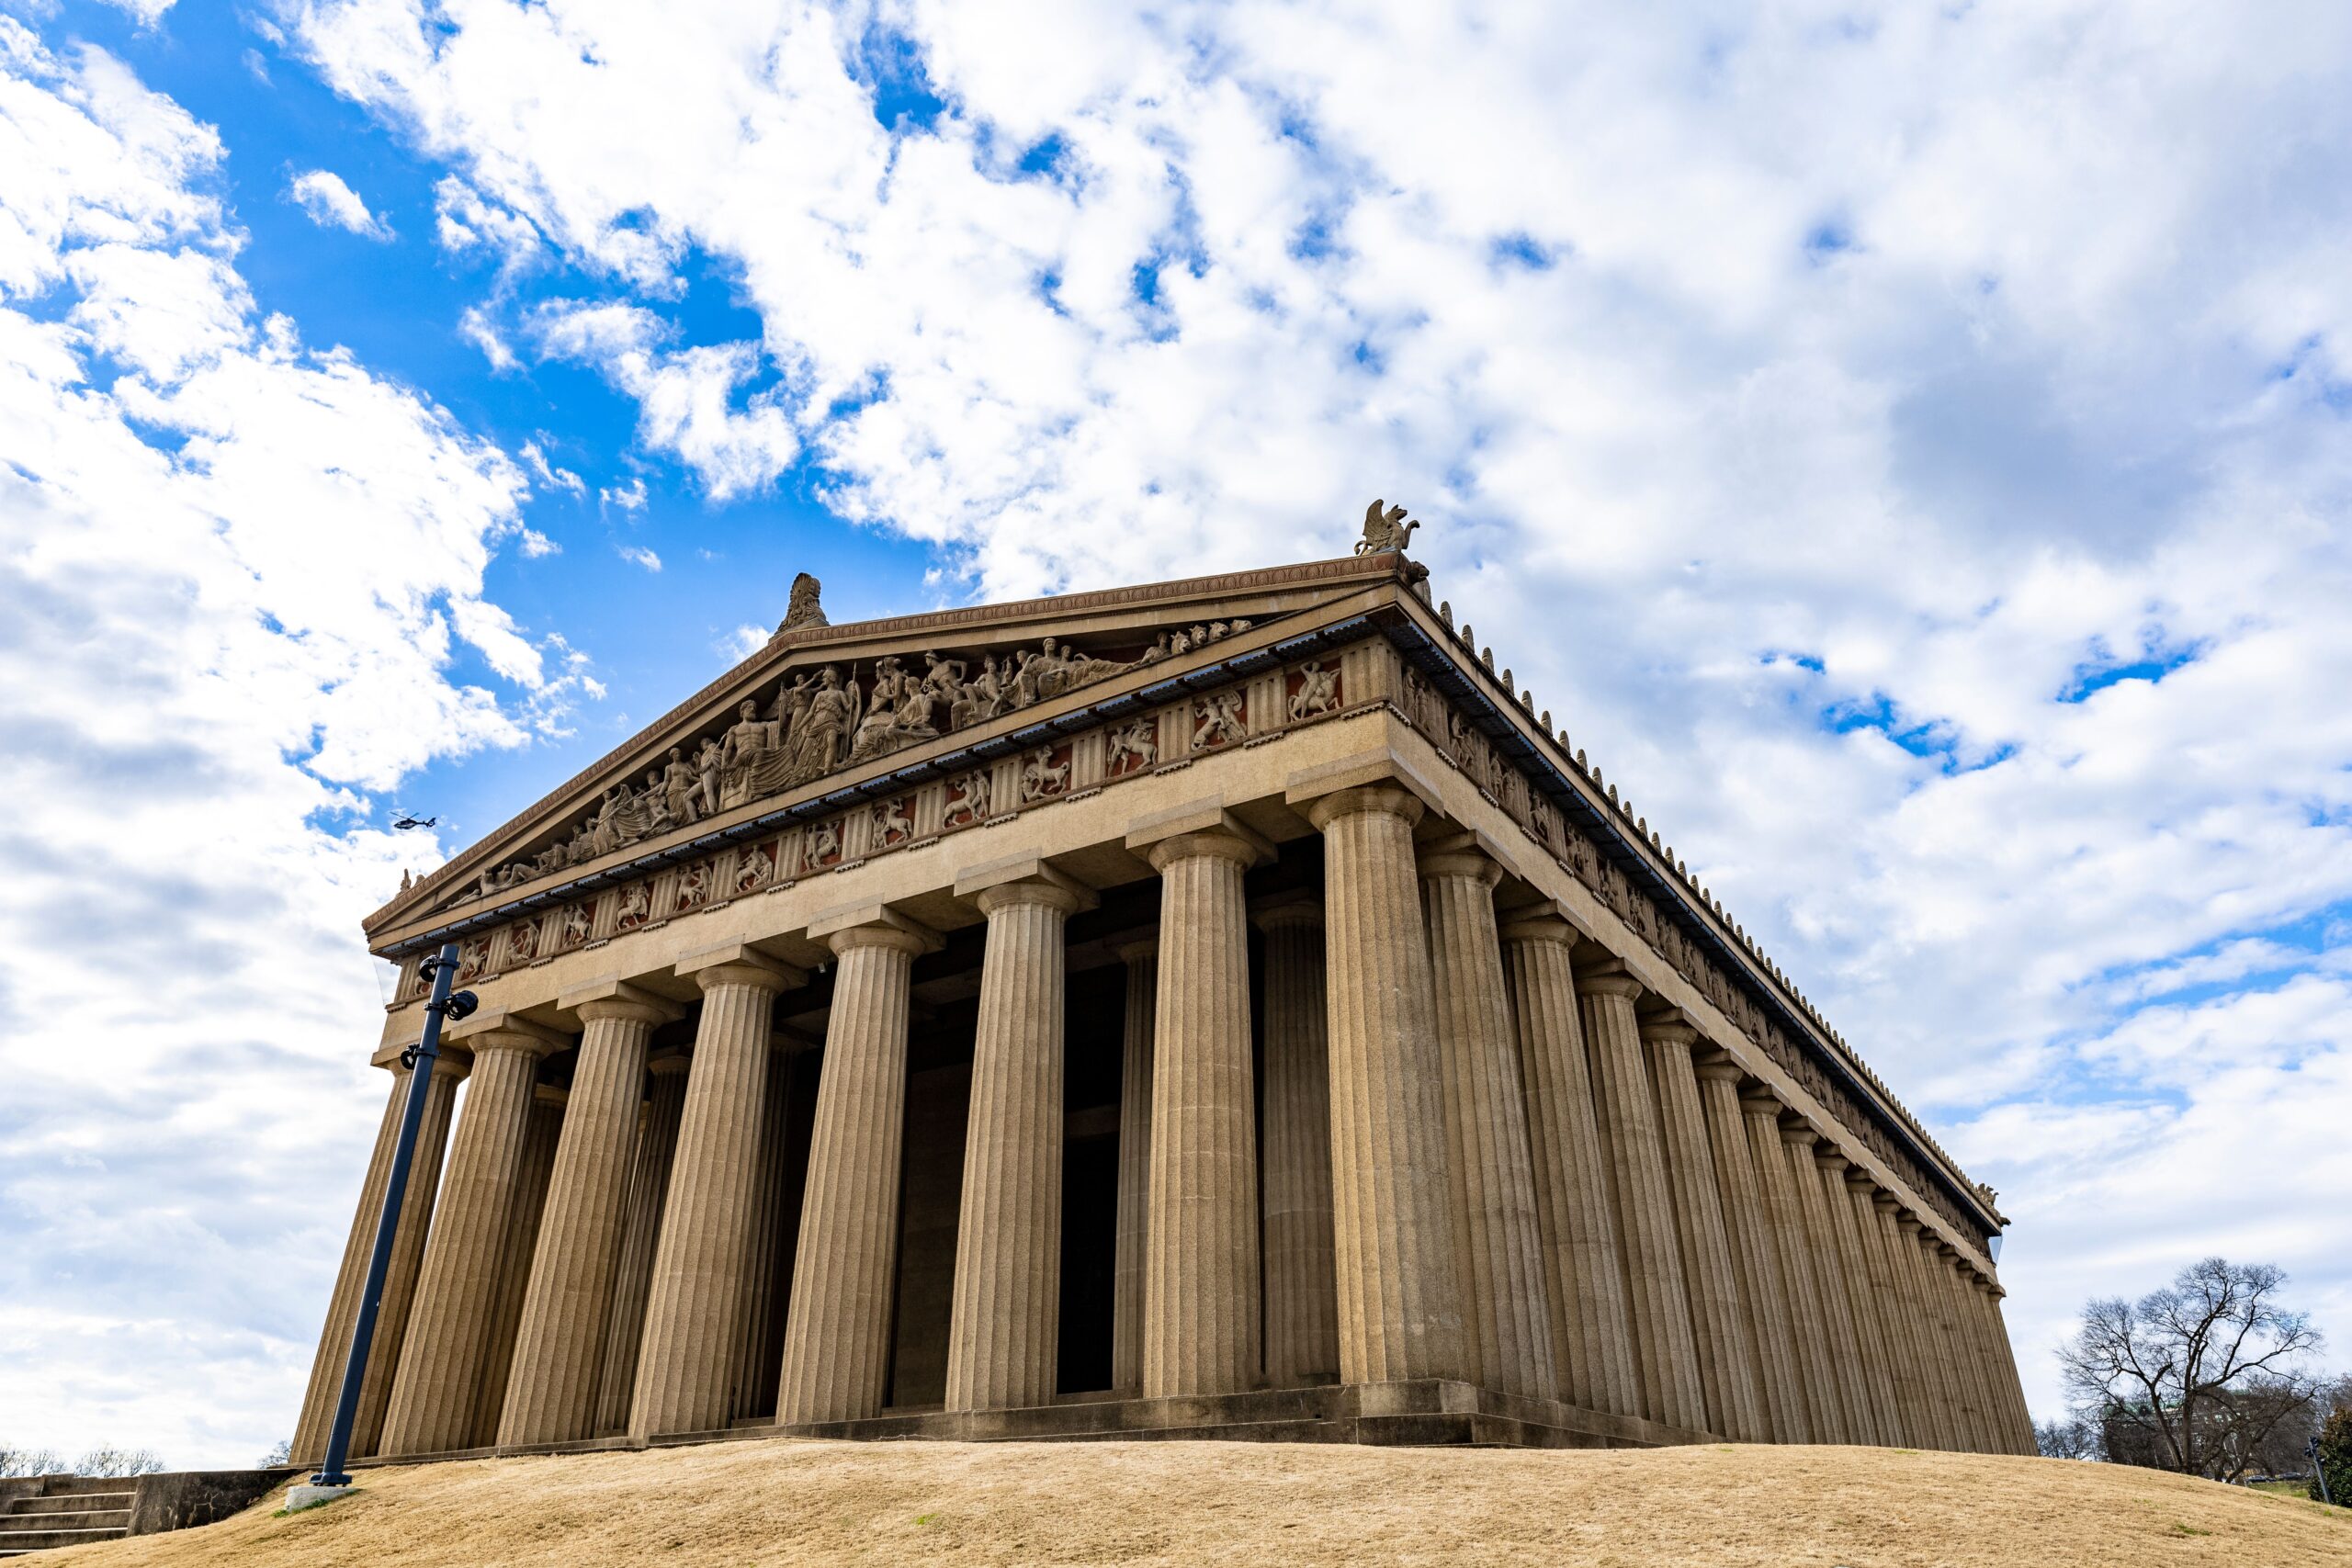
[297,783,2034,1461]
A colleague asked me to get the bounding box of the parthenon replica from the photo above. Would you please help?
[294,514,2036,1461]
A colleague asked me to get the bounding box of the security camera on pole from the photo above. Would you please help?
[288,942,478,1512]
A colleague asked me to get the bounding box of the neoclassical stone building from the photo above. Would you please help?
[293,531,2036,1460]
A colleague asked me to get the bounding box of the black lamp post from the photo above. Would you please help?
[306,942,478,1491]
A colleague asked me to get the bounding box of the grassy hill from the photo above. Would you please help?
[48,1436,2350,1567]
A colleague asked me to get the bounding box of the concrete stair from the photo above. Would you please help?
[0,1477,135,1557]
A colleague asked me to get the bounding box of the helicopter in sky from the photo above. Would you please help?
[390,812,439,831]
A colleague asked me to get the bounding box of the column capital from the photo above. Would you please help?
[1248,889,1323,932]
[1299,782,1426,833]
[809,902,942,957]
[448,1010,570,1056]
[1114,934,1159,964]
[1496,908,1577,948]
[648,1049,692,1077]
[1894,1211,1926,1235]
[1777,1117,1821,1148]
[1843,1166,1882,1194]
[1691,1049,1747,1086]
[563,979,686,1029]
[1415,829,1504,888]
[1573,960,1645,1001]
[954,853,1098,916]
[1635,1007,1702,1048]
[676,942,806,995]
[532,1083,568,1108]
[1126,801,1273,870]
[1736,1085,1784,1118]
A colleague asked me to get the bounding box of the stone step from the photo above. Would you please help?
[1,1506,132,1531]
[40,1478,137,1497]
[0,1525,132,1552]
[9,1494,133,1517]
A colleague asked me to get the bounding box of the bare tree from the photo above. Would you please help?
[2059,1258,2324,1481]
[2035,1415,2100,1460]
[72,1447,165,1479]
[0,1445,65,1478]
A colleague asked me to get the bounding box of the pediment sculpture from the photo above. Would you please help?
[469,617,1259,900]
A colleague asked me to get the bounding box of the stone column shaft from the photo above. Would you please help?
[1894,1214,1969,1450]
[1645,1024,1765,1441]
[1110,941,1157,1393]
[1848,1182,1933,1450]
[1578,968,1706,1431]
[1695,1063,1808,1443]
[1256,903,1340,1387]
[1743,1095,1849,1444]
[498,997,666,1447]
[1935,1247,2000,1452]
[472,1086,564,1446]
[1142,830,1264,1398]
[1420,845,1555,1402]
[1869,1201,1952,1450]
[1781,1126,1884,1446]
[629,958,795,1438]
[944,877,1083,1411]
[729,1038,798,1421]
[1980,1284,2036,1453]
[379,1031,553,1456]
[1814,1152,1903,1450]
[593,1055,689,1435]
[775,919,930,1425]
[1306,785,1464,1383]
[290,1057,465,1465]
[1503,919,1639,1418]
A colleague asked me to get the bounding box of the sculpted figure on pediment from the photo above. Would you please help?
[660,747,699,827]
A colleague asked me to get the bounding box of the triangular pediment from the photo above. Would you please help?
[367,551,1414,942]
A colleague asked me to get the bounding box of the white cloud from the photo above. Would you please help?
[286,167,390,240]
[517,438,584,497]
[277,0,2352,1427]
[600,475,647,513]
[617,543,661,572]
[718,622,767,661]
[0,20,582,1466]
[457,304,516,370]
[96,0,175,28]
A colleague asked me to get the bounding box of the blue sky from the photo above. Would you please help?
[3,0,2349,1467]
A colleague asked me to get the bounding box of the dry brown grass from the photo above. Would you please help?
[51,1437,2352,1567]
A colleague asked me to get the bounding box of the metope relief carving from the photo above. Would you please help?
[1193,691,1247,750]
[1020,746,1072,804]
[1106,716,1157,776]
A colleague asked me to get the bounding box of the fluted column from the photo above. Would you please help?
[1140,826,1265,1398]
[775,915,934,1425]
[629,952,799,1438]
[1644,1020,1765,1440]
[1955,1269,2013,1452]
[1577,963,1704,1431]
[1303,784,1464,1383]
[1109,939,1157,1393]
[944,871,1089,1411]
[498,991,673,1447]
[1868,1198,1951,1450]
[473,1085,564,1446]
[291,1055,467,1465]
[1979,1281,2036,1453]
[1743,1089,1849,1443]
[729,1034,798,1422]
[1894,1213,1969,1449]
[1781,1122,1883,1445]
[1935,1243,1999,1452]
[593,1052,689,1435]
[1695,1062,1808,1443]
[1255,897,1340,1387]
[379,1027,559,1456]
[1501,915,1639,1418]
[1848,1179,1934,1450]
[1419,841,1555,1402]
[1813,1149,1903,1448]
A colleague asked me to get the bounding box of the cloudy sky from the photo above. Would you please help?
[4,0,2349,1468]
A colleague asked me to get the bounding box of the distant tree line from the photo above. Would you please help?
[0,1444,165,1479]
[2037,1257,2345,1501]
